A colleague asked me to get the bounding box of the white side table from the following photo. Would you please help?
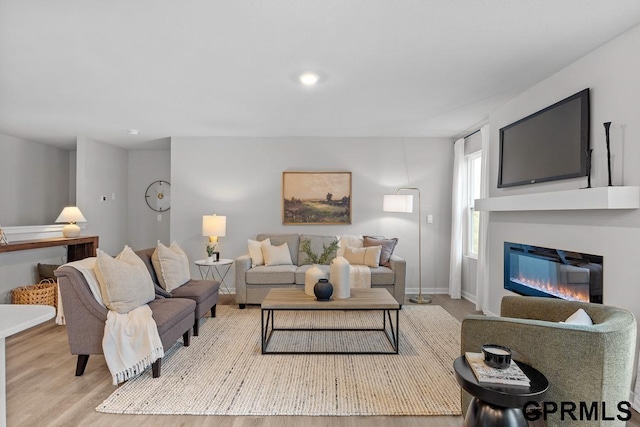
[1,304,55,427]
[195,259,234,294]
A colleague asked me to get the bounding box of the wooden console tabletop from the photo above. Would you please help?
[0,236,98,261]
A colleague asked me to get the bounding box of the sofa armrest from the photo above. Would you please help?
[235,254,252,304]
[388,254,406,304]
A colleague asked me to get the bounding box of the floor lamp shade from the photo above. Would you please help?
[383,194,414,213]
[55,206,87,238]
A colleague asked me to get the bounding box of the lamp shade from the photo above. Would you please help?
[383,195,414,213]
[55,206,86,238]
[202,215,226,237]
[55,206,87,224]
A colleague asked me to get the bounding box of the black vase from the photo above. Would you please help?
[314,278,333,301]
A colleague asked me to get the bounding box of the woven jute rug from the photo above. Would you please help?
[97,304,462,416]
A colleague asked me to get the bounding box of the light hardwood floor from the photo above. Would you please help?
[6,294,638,426]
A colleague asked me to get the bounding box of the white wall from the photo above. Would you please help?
[127,148,171,249]
[76,136,129,255]
[170,137,454,295]
[0,133,70,226]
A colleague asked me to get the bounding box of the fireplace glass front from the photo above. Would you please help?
[504,242,603,303]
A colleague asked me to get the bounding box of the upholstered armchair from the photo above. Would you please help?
[461,296,637,427]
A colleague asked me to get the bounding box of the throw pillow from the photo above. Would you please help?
[561,308,593,326]
[336,235,364,257]
[95,247,155,314]
[343,245,382,268]
[248,238,271,267]
[152,241,191,292]
[263,242,293,266]
[37,263,61,282]
[363,236,398,267]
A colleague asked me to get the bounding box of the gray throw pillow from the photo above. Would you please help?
[363,236,398,267]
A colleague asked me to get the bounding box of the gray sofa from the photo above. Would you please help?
[235,233,406,307]
[55,265,196,378]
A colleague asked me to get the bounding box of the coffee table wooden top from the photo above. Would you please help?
[262,288,399,310]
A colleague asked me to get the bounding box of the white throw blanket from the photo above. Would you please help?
[59,258,164,385]
[350,265,372,288]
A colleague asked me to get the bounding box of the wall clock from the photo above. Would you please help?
[145,180,171,212]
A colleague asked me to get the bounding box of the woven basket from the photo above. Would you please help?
[11,279,57,309]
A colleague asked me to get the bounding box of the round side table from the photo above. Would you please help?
[195,259,233,294]
[454,356,548,427]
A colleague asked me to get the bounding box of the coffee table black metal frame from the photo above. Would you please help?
[261,288,399,355]
[454,356,549,427]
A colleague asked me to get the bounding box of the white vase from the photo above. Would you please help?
[330,256,350,299]
[305,264,325,296]
[206,256,214,263]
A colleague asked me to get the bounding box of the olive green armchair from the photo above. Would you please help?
[461,296,637,427]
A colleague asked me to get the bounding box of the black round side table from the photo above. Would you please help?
[454,356,549,427]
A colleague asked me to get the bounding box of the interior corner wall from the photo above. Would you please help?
[76,136,129,255]
[169,137,454,296]
[127,149,171,249]
[485,24,640,322]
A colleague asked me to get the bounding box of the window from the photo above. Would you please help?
[466,151,482,257]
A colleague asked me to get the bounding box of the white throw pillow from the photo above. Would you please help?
[262,242,293,266]
[343,245,382,268]
[95,246,155,314]
[336,235,364,257]
[561,308,594,326]
[248,238,271,267]
[152,241,191,292]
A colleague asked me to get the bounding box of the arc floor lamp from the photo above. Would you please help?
[383,188,431,304]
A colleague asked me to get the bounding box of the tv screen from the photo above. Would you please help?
[498,89,590,188]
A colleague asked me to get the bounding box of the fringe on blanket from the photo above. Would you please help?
[55,279,66,325]
[112,346,165,385]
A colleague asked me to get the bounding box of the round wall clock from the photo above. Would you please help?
[145,180,171,212]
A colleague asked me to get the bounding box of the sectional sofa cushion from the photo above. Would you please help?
[363,236,398,267]
[95,247,155,314]
[152,242,191,292]
[246,264,298,285]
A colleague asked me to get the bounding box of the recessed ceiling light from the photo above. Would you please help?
[299,72,320,86]
[128,129,139,135]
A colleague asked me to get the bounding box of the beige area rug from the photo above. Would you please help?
[97,305,462,416]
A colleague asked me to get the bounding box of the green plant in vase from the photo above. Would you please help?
[301,239,339,265]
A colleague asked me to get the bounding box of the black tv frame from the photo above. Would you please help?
[498,88,590,188]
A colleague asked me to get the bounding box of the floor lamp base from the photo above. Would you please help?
[410,295,432,304]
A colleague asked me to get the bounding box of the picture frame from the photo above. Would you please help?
[282,172,351,225]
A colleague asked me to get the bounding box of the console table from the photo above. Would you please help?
[0,236,98,261]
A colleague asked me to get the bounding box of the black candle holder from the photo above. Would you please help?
[604,122,612,186]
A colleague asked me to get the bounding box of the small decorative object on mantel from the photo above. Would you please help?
[604,122,613,186]
[314,278,333,301]
[0,226,8,245]
[583,148,593,189]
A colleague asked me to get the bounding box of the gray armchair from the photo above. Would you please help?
[461,296,637,427]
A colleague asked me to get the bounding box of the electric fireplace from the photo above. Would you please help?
[504,242,603,303]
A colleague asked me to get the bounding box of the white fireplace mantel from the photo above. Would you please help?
[475,186,640,212]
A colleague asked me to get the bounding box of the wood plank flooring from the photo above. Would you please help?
[5,294,638,426]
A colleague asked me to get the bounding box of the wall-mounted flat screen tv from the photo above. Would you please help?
[498,88,590,188]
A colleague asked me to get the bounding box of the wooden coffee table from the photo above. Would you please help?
[261,288,400,354]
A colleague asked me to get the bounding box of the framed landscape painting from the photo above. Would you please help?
[282,172,351,225]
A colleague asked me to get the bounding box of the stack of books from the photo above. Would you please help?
[465,352,531,387]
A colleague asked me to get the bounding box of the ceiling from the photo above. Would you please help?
[1,1,640,151]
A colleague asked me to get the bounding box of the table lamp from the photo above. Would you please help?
[202,214,226,261]
[55,206,87,238]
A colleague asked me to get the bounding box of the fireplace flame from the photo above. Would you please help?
[513,275,590,302]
